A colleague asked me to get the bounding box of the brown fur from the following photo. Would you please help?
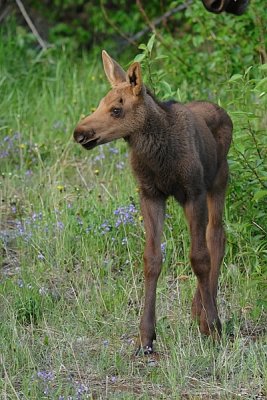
[73,51,233,354]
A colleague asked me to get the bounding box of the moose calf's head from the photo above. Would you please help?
[73,50,145,150]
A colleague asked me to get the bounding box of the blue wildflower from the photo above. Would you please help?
[76,216,83,226]
[161,242,167,261]
[17,279,24,288]
[37,253,45,260]
[56,221,64,230]
[109,146,119,154]
[100,221,111,235]
[37,370,54,382]
[122,237,128,245]
[116,161,125,170]
[25,169,33,177]
[94,147,105,161]
[114,203,137,227]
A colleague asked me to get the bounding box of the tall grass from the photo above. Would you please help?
[0,24,266,399]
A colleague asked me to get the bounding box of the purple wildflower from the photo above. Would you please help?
[161,242,167,261]
[94,147,105,161]
[76,382,89,397]
[25,169,33,177]
[103,340,109,347]
[31,212,43,221]
[43,386,49,395]
[17,279,24,288]
[56,221,64,230]
[121,237,128,245]
[85,225,93,234]
[108,146,119,154]
[116,161,125,170]
[114,203,137,227]
[0,150,9,158]
[100,221,111,235]
[0,132,21,159]
[39,287,48,296]
[37,370,54,382]
[76,216,83,226]
[37,253,45,260]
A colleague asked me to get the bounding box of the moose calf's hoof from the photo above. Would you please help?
[200,312,222,339]
[135,345,154,356]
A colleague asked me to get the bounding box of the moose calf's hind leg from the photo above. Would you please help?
[192,165,228,323]
[191,287,202,321]
[206,163,229,300]
[185,194,221,336]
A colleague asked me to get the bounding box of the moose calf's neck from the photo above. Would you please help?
[127,93,171,157]
[128,93,217,203]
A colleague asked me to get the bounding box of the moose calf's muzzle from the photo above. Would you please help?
[73,126,99,149]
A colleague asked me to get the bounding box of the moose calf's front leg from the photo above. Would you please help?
[138,194,166,354]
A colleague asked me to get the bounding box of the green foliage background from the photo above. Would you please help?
[0,1,266,398]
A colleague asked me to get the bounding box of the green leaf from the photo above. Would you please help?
[138,43,147,51]
[229,74,243,82]
[244,66,253,76]
[255,77,267,90]
[147,33,156,53]
[253,190,267,202]
[155,55,168,60]
[160,80,173,96]
[134,53,146,62]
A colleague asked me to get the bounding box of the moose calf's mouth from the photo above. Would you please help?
[82,137,99,150]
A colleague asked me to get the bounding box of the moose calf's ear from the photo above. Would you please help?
[102,50,127,87]
[127,62,143,96]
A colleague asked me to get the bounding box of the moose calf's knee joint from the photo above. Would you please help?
[190,249,211,276]
[143,253,162,277]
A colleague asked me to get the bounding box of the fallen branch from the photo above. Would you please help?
[131,0,193,43]
[0,3,11,23]
[100,0,137,46]
[15,0,47,50]
[135,0,191,67]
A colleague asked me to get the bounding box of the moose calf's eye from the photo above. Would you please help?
[111,107,122,118]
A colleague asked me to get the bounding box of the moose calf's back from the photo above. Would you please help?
[130,99,232,204]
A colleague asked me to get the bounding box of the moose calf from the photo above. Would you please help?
[73,51,233,354]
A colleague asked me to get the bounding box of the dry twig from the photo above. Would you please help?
[15,0,47,50]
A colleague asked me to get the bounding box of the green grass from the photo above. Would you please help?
[0,31,266,399]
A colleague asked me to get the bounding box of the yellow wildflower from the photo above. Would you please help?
[57,185,65,192]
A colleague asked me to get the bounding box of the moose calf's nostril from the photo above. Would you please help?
[74,131,85,143]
